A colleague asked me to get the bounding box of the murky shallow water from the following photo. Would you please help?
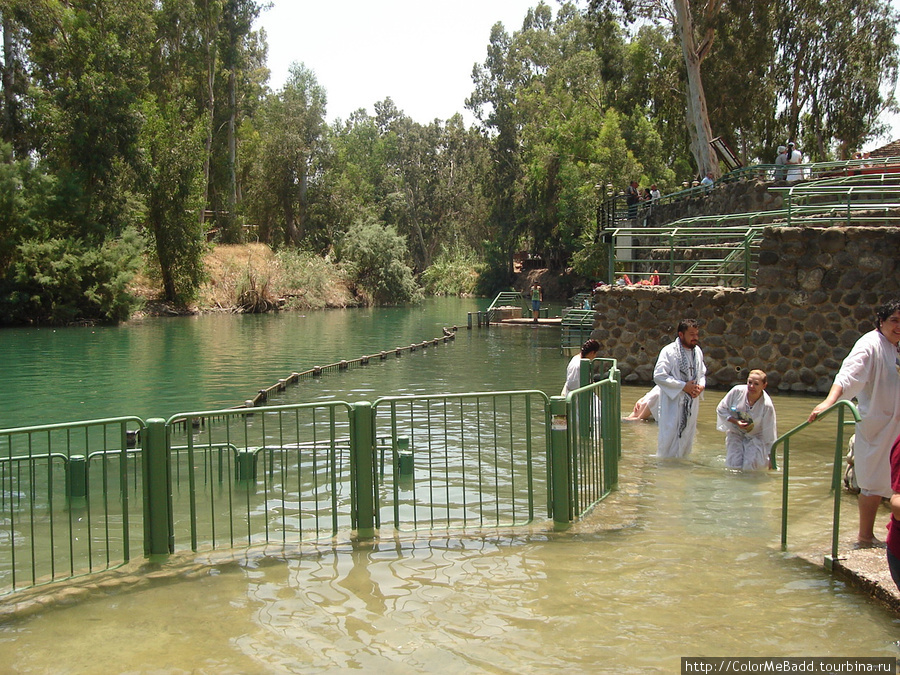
[1,303,898,672]
[3,400,898,674]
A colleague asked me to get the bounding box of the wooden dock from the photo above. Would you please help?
[495,317,562,326]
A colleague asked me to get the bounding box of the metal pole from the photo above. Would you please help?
[549,397,571,530]
[828,407,846,567]
[143,418,173,561]
[351,401,376,538]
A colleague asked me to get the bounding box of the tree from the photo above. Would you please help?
[141,98,207,304]
[247,62,327,247]
[338,216,422,305]
[589,0,724,177]
[775,0,899,159]
[24,0,154,240]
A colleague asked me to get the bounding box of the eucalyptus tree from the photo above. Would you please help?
[20,0,154,241]
[774,0,898,159]
[0,4,30,158]
[247,62,327,248]
[141,97,206,303]
[589,0,726,177]
[468,20,530,282]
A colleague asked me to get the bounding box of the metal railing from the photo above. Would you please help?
[604,224,763,287]
[769,400,861,569]
[372,390,551,531]
[0,363,621,595]
[0,416,145,594]
[563,358,621,519]
[561,309,595,352]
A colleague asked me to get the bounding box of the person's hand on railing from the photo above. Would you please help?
[808,383,843,423]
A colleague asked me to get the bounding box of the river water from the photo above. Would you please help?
[0,298,898,673]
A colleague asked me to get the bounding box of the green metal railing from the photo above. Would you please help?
[0,363,621,595]
[485,291,529,323]
[0,416,145,593]
[372,390,552,531]
[561,309,595,351]
[162,402,358,553]
[562,358,621,520]
[605,224,763,287]
[769,400,861,569]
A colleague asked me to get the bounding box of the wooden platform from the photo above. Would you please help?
[496,317,562,326]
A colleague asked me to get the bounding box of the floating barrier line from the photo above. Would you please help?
[237,328,458,409]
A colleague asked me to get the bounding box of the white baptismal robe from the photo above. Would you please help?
[653,340,706,458]
[715,385,777,471]
[833,330,900,498]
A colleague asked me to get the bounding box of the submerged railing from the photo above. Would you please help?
[0,358,620,595]
[769,400,861,569]
[0,416,146,592]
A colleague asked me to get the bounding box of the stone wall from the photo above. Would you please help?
[589,226,900,393]
[645,180,785,227]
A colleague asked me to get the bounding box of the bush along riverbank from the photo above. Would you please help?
[132,244,361,317]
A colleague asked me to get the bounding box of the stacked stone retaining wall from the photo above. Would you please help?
[590,226,900,393]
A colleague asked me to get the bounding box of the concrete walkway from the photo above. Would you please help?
[816,547,900,614]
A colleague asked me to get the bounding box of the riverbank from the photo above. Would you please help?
[131,243,583,320]
[131,243,360,318]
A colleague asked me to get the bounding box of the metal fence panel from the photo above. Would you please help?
[0,417,145,595]
[165,402,355,552]
[372,391,552,531]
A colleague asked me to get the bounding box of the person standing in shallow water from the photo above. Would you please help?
[562,339,600,397]
[530,283,542,323]
[715,369,777,471]
[653,319,706,458]
[809,300,900,548]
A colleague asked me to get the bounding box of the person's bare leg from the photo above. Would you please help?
[857,493,882,544]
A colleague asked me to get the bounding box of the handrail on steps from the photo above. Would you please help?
[769,400,861,569]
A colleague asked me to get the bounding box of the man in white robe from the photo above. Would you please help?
[653,319,706,458]
[809,300,900,547]
[716,370,777,471]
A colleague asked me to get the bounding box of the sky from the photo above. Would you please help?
[255,0,900,149]
[255,0,546,126]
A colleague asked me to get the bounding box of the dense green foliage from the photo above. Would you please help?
[338,217,423,305]
[0,0,895,322]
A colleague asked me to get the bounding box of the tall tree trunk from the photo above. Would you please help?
[224,67,239,241]
[1,12,22,157]
[673,0,719,178]
[297,161,308,244]
[199,1,218,231]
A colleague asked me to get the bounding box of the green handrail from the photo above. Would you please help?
[769,400,861,565]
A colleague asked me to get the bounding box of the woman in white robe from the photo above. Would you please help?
[716,370,777,471]
[809,301,900,546]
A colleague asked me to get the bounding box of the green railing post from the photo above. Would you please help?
[351,401,377,538]
[826,406,847,568]
[550,396,572,530]
[578,359,591,438]
[143,418,173,561]
[65,455,88,508]
[607,232,615,285]
[235,449,258,482]
[600,379,620,491]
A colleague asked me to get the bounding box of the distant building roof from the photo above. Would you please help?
[867,139,900,158]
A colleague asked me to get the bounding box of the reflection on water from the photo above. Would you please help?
[1,301,899,672]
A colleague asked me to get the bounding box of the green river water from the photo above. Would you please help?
[0,298,897,673]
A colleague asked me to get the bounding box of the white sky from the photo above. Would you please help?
[256,0,900,148]
[256,0,547,125]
